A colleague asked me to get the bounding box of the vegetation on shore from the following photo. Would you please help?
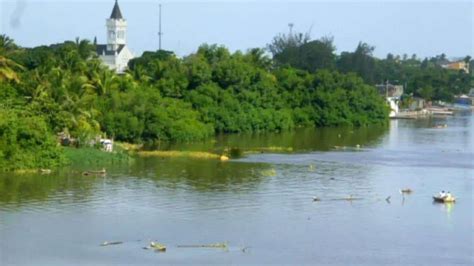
[268,33,473,102]
[1,29,471,171]
[63,147,131,167]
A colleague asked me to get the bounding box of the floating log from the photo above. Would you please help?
[82,168,106,176]
[39,169,52,174]
[331,195,363,201]
[313,196,363,202]
[400,188,413,194]
[100,241,123,246]
[177,242,228,249]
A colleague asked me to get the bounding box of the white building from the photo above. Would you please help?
[96,0,134,73]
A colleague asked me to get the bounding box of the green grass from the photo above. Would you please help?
[63,147,132,167]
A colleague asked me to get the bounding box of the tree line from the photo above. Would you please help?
[268,31,473,101]
[2,31,435,170]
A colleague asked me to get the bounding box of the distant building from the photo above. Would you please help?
[409,97,425,110]
[96,0,134,73]
[441,61,469,73]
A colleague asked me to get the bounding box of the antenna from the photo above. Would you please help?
[288,23,294,35]
[158,3,163,50]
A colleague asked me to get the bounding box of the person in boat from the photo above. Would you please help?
[445,191,452,199]
[438,190,446,198]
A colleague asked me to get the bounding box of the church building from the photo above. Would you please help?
[96,0,134,73]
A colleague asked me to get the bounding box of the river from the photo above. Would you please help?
[0,112,473,265]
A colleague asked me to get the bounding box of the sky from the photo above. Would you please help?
[0,0,472,59]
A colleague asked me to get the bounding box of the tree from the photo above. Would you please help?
[337,42,376,84]
[0,35,23,83]
[267,30,310,57]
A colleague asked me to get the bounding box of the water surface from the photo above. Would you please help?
[1,113,473,265]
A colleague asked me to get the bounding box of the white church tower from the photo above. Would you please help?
[97,0,134,73]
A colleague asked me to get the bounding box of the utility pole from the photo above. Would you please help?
[288,23,294,36]
[158,3,163,50]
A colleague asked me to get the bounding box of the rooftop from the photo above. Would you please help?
[110,0,123,20]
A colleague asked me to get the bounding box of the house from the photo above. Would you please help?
[441,61,469,73]
[96,0,134,73]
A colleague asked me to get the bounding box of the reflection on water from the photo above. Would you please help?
[159,124,389,152]
[0,114,473,265]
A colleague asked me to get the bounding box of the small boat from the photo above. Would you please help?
[433,195,456,203]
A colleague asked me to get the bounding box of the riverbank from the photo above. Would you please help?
[3,124,389,172]
[390,105,473,119]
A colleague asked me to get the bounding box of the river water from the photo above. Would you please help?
[1,113,473,265]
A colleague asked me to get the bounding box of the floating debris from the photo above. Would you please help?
[83,168,106,176]
[39,169,52,174]
[143,241,166,252]
[313,195,363,202]
[400,188,413,194]
[100,241,123,246]
[177,242,228,249]
[332,195,363,201]
[255,146,293,152]
[220,155,229,161]
[385,196,391,203]
[260,169,277,177]
[137,150,220,160]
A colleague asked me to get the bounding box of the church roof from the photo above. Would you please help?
[110,0,123,20]
[96,44,125,56]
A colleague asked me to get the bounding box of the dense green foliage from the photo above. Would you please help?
[0,34,391,170]
[0,108,65,171]
[269,32,473,101]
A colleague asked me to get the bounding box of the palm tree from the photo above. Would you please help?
[82,69,118,96]
[0,35,24,83]
[0,56,23,83]
[0,35,18,54]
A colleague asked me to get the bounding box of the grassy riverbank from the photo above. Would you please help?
[63,147,132,167]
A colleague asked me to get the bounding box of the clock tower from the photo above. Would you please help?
[106,0,127,52]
